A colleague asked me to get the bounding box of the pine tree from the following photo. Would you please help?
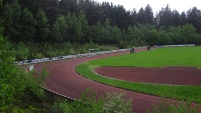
[20,8,36,42]
[144,4,154,24]
[51,15,67,43]
[137,7,145,24]
[40,0,59,26]
[187,7,201,33]
[36,9,50,42]
[66,12,79,43]
[59,0,78,15]
[130,9,138,26]
[157,4,173,28]
[91,22,104,44]
[180,12,187,25]
[172,10,180,26]
[3,0,22,42]
[78,10,89,43]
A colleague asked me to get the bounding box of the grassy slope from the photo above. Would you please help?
[76,47,201,103]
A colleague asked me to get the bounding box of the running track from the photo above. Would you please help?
[34,49,166,113]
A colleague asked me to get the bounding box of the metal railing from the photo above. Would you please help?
[15,48,130,65]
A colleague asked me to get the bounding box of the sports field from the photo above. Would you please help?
[76,46,201,103]
[89,46,201,68]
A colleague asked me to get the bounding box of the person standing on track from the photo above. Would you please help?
[130,47,135,54]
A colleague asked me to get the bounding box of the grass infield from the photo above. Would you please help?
[76,46,201,103]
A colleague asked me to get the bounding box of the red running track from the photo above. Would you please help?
[95,67,201,86]
[34,49,169,113]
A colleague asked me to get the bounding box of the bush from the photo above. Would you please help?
[51,88,132,113]
[15,41,29,60]
[0,105,44,113]
[34,52,45,59]
[22,66,49,103]
[68,48,77,55]
[149,98,200,113]
[104,92,132,113]
[0,37,17,107]
[98,45,118,51]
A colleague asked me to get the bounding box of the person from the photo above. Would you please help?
[147,46,151,51]
[130,47,135,54]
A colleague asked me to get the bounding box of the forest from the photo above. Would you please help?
[2,0,201,60]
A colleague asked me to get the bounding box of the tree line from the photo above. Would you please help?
[2,0,201,48]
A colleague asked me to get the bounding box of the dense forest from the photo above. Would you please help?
[2,0,201,60]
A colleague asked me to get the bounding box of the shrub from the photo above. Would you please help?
[98,45,118,51]
[104,92,132,113]
[34,52,45,59]
[149,98,200,113]
[15,41,29,60]
[51,88,132,113]
[0,105,44,113]
[68,48,77,55]
[0,38,48,112]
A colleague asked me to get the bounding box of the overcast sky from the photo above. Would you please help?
[95,0,201,15]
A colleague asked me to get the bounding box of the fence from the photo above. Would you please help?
[43,88,74,103]
[155,44,195,48]
[15,48,130,65]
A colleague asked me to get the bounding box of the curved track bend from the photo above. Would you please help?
[35,49,164,113]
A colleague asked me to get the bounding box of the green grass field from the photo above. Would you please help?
[89,46,201,68]
[76,46,201,103]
